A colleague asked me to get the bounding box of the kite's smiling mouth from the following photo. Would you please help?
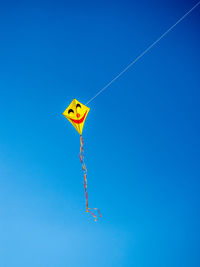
[70,111,87,124]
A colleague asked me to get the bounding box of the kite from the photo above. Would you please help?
[63,99,101,221]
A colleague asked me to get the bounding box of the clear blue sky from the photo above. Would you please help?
[0,0,200,266]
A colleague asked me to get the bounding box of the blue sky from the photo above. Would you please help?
[0,0,200,266]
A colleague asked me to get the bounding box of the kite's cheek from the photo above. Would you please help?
[70,111,87,124]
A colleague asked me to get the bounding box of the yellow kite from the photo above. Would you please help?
[63,99,90,135]
[63,99,101,221]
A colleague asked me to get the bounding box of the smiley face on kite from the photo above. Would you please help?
[63,99,90,135]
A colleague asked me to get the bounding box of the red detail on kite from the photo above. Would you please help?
[70,111,87,124]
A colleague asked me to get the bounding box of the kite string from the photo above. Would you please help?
[85,1,200,105]
[79,135,102,221]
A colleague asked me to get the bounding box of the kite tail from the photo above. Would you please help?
[79,135,102,222]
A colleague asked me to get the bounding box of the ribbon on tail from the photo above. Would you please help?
[79,135,102,222]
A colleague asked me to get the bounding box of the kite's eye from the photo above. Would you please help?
[68,109,74,114]
[76,103,81,109]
